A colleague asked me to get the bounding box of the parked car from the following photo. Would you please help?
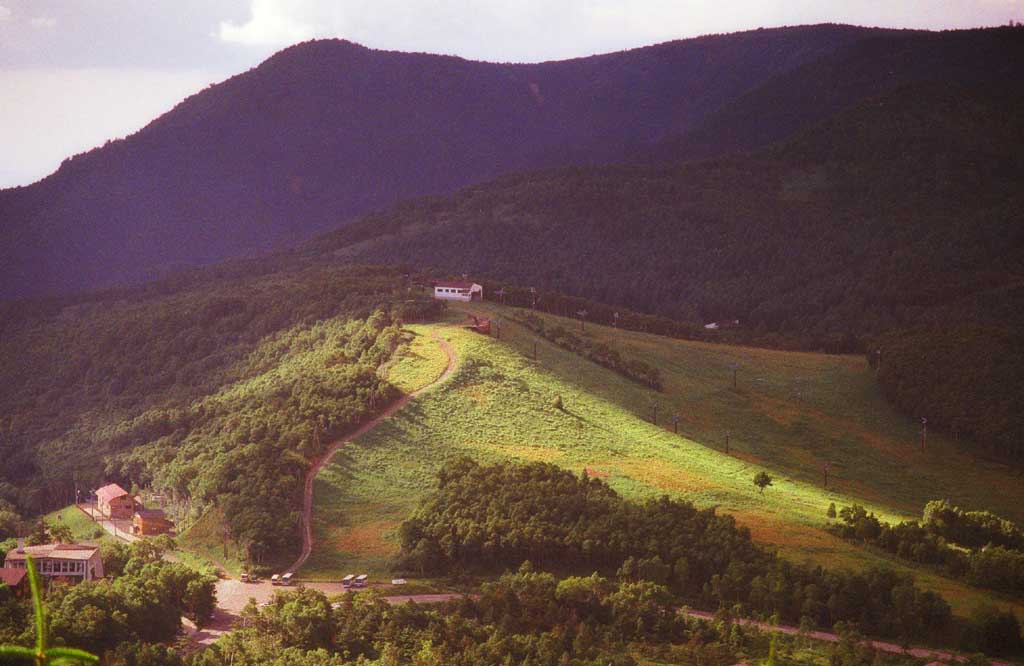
[270,574,280,586]
[390,578,407,586]
[240,573,249,583]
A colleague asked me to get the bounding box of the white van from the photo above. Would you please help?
[341,574,355,589]
[281,572,294,586]
[270,574,280,586]
[354,574,368,589]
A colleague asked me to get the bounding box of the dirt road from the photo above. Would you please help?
[285,330,457,575]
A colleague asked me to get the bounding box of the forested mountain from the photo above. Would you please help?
[644,27,1024,162]
[0,24,878,300]
[307,75,1024,344]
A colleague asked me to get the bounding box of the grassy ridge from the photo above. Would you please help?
[307,304,1024,618]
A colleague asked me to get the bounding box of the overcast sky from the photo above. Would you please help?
[1,0,1021,188]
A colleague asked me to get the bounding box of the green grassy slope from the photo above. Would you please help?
[43,506,108,544]
[307,303,1024,618]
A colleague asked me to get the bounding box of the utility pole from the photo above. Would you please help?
[672,414,679,434]
[725,432,730,455]
[533,339,538,361]
[875,349,882,379]
[530,287,537,309]
[651,402,658,425]
[823,462,830,489]
[921,417,927,452]
[732,366,738,390]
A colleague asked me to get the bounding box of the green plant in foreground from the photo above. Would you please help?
[0,556,98,665]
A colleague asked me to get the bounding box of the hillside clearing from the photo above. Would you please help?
[307,306,1024,618]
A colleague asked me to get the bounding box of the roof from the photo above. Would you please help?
[0,567,27,587]
[4,543,99,561]
[96,483,129,503]
[434,281,479,289]
[135,508,168,520]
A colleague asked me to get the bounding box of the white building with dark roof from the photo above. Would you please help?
[433,281,483,302]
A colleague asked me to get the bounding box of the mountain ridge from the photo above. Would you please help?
[0,23,887,299]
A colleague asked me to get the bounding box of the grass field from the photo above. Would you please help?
[44,505,108,543]
[306,303,1024,618]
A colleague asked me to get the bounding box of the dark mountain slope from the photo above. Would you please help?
[306,77,1024,345]
[647,27,1024,162]
[0,24,875,300]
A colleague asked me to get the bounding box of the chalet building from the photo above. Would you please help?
[4,543,104,582]
[0,567,29,597]
[133,508,174,536]
[96,483,136,519]
[433,281,483,302]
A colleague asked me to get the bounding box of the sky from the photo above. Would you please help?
[1,0,1022,188]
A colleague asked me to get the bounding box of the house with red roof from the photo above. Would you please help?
[0,566,29,597]
[95,483,136,519]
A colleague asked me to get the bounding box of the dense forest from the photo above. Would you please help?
[0,263,442,563]
[873,325,1024,460]
[313,79,1024,347]
[395,460,1009,649]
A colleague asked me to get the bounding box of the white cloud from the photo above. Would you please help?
[218,0,316,46]
[30,16,56,29]
[0,4,12,22]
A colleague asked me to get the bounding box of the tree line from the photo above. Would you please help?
[395,460,972,648]
[828,501,1024,602]
[187,567,929,666]
[507,311,663,390]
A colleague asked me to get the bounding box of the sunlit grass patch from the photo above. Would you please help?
[386,325,450,394]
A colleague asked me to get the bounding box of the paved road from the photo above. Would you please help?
[683,610,1017,666]
[181,579,465,649]
[286,329,457,575]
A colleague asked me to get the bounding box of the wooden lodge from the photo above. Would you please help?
[133,508,174,536]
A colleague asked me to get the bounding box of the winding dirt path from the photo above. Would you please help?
[286,330,458,575]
